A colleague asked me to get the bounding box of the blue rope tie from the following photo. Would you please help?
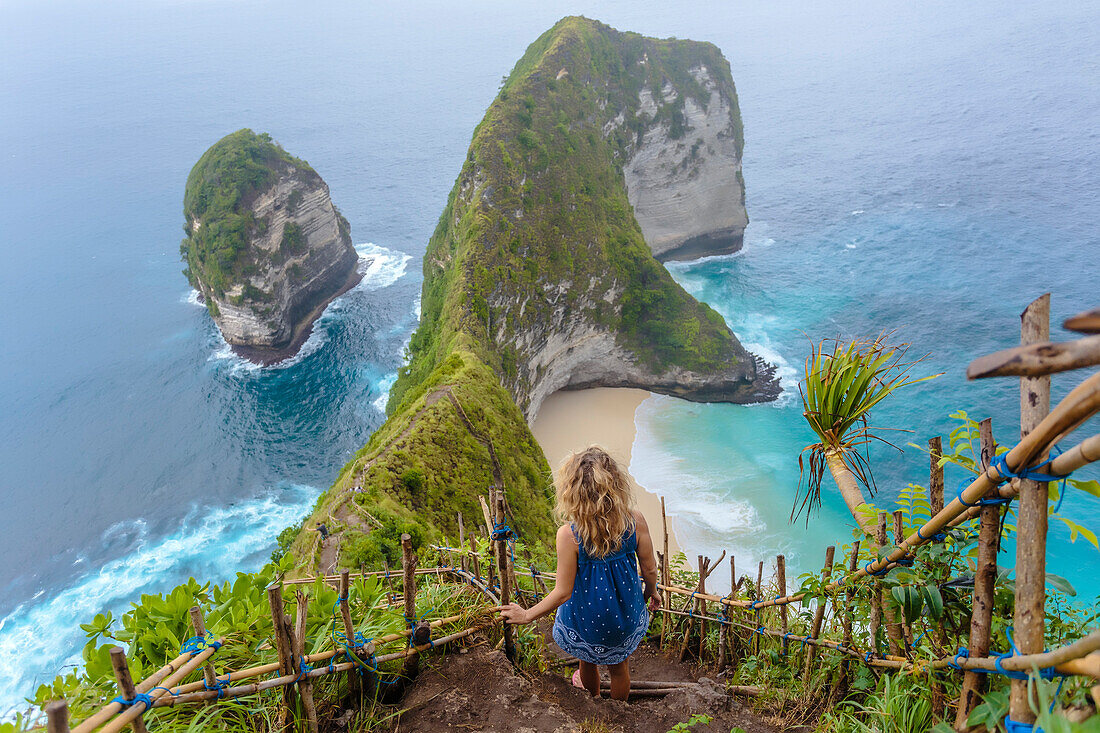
[110,692,155,710]
[180,633,221,655]
[915,526,947,543]
[755,626,765,636]
[896,555,915,567]
[295,656,313,682]
[1004,718,1037,733]
[865,649,874,662]
[864,561,890,577]
[957,476,1013,508]
[950,647,970,670]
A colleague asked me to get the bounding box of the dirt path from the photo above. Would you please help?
[387,640,780,733]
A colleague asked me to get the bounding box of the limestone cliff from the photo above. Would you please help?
[622,64,748,261]
[390,17,777,421]
[181,130,361,363]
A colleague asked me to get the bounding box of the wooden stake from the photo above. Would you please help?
[956,418,1000,731]
[265,584,296,730]
[698,556,708,660]
[661,497,671,615]
[109,648,148,733]
[754,560,764,655]
[929,435,947,717]
[892,511,915,651]
[1010,293,1051,726]
[46,700,69,733]
[777,555,788,656]
[338,570,366,695]
[457,512,467,573]
[718,554,733,669]
[493,490,516,661]
[293,591,319,733]
[834,541,860,704]
[469,535,481,584]
[400,533,421,678]
[878,512,905,656]
[188,606,218,694]
[804,545,836,678]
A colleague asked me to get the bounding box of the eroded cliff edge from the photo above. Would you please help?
[181,129,361,364]
[391,17,778,422]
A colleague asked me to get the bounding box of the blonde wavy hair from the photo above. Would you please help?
[554,446,635,558]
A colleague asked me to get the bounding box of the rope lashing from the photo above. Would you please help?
[180,633,222,655]
[203,673,232,699]
[1003,718,1039,733]
[949,629,1063,680]
[295,656,313,682]
[915,525,947,543]
[110,692,155,710]
[957,476,1013,508]
[864,561,891,577]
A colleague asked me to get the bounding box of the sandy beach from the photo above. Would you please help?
[531,387,680,556]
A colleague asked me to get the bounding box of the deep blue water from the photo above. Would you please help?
[1,0,1097,713]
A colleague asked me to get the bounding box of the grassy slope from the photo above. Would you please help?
[389,16,749,415]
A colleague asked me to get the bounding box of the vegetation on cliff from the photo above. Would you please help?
[390,16,756,415]
[180,129,342,305]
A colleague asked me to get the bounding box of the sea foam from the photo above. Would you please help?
[0,486,320,717]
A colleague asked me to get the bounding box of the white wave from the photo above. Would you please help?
[182,289,205,307]
[373,373,397,413]
[845,242,858,250]
[0,487,320,714]
[850,209,865,215]
[354,242,411,291]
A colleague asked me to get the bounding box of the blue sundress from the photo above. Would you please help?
[552,524,649,665]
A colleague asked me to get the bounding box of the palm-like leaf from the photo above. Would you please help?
[795,333,941,530]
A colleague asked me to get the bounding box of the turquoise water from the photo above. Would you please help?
[1,0,1097,713]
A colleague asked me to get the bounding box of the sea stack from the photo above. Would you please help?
[180,129,361,363]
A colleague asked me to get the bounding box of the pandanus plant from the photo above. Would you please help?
[796,334,940,535]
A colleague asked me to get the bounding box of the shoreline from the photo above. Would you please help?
[530,387,681,557]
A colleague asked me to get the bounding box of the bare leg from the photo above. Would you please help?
[608,660,630,701]
[578,660,600,697]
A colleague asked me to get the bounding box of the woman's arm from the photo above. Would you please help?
[500,525,578,625]
[633,510,661,611]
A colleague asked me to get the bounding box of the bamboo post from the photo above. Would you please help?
[493,490,516,661]
[754,560,764,655]
[188,606,217,694]
[457,512,466,572]
[293,591,319,733]
[777,555,788,656]
[658,550,667,650]
[400,533,421,678]
[804,546,836,677]
[955,418,1000,730]
[265,584,296,729]
[109,648,148,733]
[928,435,948,717]
[46,700,69,733]
[1010,293,1052,726]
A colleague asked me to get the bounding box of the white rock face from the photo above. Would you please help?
[621,65,748,261]
[193,169,359,362]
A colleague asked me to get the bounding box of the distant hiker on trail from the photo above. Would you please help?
[309,522,330,541]
[500,446,660,700]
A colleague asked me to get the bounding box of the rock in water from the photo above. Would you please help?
[180,129,360,364]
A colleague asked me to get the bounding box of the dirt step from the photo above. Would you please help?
[386,640,780,733]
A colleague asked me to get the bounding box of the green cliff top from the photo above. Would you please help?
[180,129,318,300]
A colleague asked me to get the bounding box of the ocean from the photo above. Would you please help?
[1,0,1097,713]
